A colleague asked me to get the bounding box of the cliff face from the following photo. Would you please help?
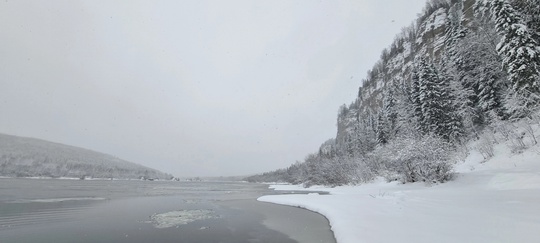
[336,0,476,143]
[250,0,540,186]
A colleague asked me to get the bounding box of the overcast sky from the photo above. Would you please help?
[1,0,426,177]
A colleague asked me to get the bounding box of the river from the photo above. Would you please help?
[0,178,335,243]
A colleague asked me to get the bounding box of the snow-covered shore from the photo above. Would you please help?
[259,143,540,243]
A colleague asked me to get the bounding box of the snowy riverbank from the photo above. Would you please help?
[259,143,540,243]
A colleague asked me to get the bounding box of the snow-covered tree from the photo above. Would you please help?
[444,0,469,61]
[350,111,378,156]
[373,134,454,183]
[412,57,463,141]
[411,65,426,133]
[376,113,388,145]
[376,86,399,145]
[383,86,399,138]
[455,15,508,121]
[437,58,465,142]
[511,0,540,42]
[483,0,540,113]
[393,76,419,138]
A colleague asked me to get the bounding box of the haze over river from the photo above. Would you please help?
[0,178,334,243]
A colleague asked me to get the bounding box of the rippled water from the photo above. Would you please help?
[0,178,335,243]
[0,179,260,229]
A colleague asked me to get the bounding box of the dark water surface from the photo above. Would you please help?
[0,178,335,243]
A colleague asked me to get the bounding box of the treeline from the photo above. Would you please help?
[0,133,173,180]
[246,0,540,186]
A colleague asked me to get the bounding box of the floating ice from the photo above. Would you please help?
[148,209,218,229]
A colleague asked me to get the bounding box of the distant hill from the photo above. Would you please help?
[0,133,173,180]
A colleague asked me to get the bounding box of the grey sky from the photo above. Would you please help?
[1,0,426,177]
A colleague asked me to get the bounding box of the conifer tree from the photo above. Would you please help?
[438,58,465,142]
[511,0,540,42]
[412,57,463,141]
[483,0,540,113]
[456,16,508,121]
[353,111,377,155]
[411,65,426,134]
[442,1,484,133]
[394,76,417,137]
[376,113,388,145]
[417,58,441,135]
[382,86,398,138]
[376,85,399,145]
[444,0,469,61]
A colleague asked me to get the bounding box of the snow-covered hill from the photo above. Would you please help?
[0,133,172,180]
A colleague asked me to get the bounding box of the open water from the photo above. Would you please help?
[0,178,335,243]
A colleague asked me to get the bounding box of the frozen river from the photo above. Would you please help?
[0,178,335,243]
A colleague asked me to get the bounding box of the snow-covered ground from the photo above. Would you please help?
[259,142,540,243]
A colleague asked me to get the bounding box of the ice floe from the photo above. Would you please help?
[147,209,219,229]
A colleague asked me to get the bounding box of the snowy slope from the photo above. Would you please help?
[259,143,540,243]
[0,133,172,179]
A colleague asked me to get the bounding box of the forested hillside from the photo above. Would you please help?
[0,133,173,180]
[246,0,540,186]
